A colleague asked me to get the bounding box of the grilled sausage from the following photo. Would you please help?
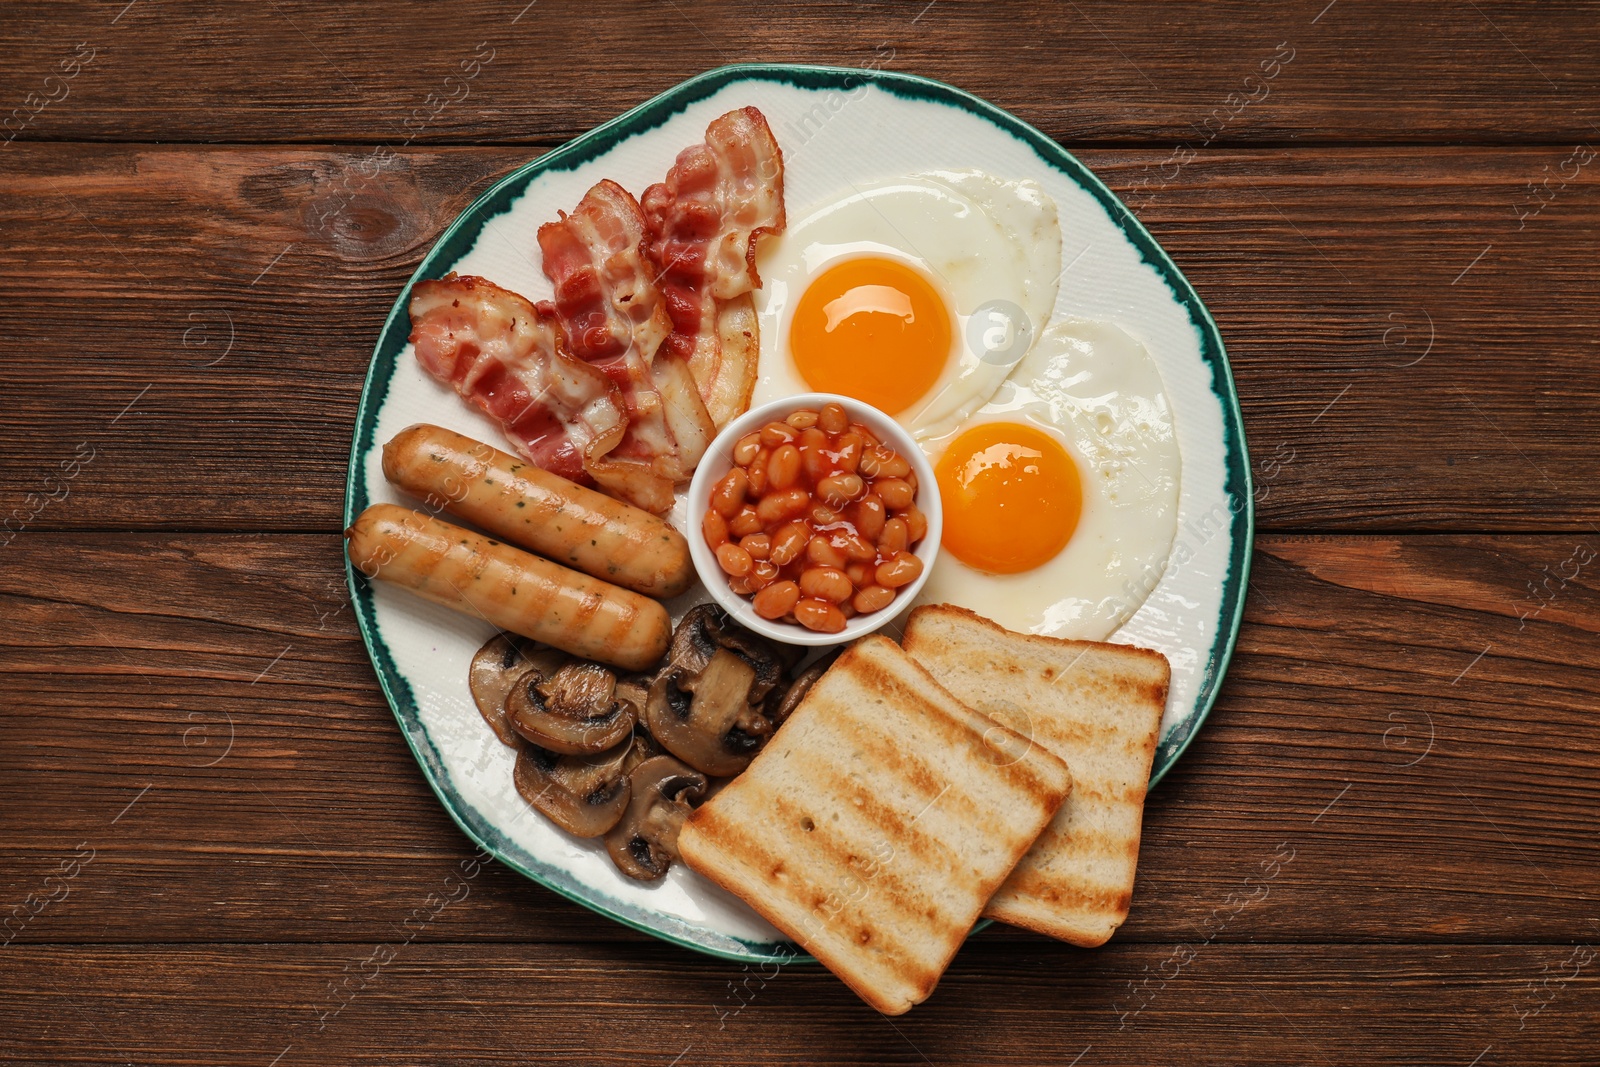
[381,424,693,599]
[346,503,670,672]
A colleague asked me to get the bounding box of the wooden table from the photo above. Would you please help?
[4,2,1597,1063]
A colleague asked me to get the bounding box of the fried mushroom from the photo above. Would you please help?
[770,649,840,727]
[468,634,538,748]
[507,655,638,755]
[604,755,708,881]
[512,737,633,838]
[644,605,792,776]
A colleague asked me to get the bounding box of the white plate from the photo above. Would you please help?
[345,65,1253,962]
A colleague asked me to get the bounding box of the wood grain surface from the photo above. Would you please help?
[2,1,1598,146]
[2,2,1597,1064]
[3,143,1598,530]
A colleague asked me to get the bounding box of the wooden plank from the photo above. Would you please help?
[1,942,1594,1065]
[1,143,1597,532]
[2,533,1596,946]
[2,1,1598,146]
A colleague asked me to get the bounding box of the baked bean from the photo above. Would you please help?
[712,468,749,517]
[746,448,770,495]
[752,580,800,620]
[876,478,914,511]
[732,432,762,466]
[853,584,896,613]
[794,598,847,633]
[770,522,808,566]
[739,532,771,560]
[797,427,830,482]
[760,421,796,448]
[800,566,853,603]
[715,404,923,629]
[767,444,801,491]
[755,487,810,526]
[717,542,754,578]
[861,446,910,480]
[702,508,729,549]
[833,432,863,473]
[729,505,764,538]
[841,531,877,562]
[879,517,909,555]
[903,503,928,545]
[747,560,779,591]
[817,472,865,505]
[852,495,886,541]
[876,551,923,589]
[819,402,849,435]
[806,535,846,569]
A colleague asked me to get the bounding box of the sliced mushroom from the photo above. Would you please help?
[644,606,793,776]
[512,737,633,838]
[468,634,537,748]
[605,755,708,881]
[614,671,654,721]
[507,655,638,754]
[621,725,661,774]
[770,649,841,727]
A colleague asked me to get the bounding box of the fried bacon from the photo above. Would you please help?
[408,274,626,490]
[538,179,673,364]
[642,106,786,428]
[407,108,783,513]
[538,180,714,512]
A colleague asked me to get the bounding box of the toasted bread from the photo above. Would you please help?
[902,604,1169,948]
[678,634,1072,1015]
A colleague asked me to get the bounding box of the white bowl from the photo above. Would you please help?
[686,392,943,648]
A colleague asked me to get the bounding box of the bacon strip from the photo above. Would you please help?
[408,274,626,491]
[539,180,714,511]
[642,106,786,428]
[538,180,673,365]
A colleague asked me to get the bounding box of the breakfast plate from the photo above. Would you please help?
[344,64,1252,962]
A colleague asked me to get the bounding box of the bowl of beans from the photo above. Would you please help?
[686,393,943,646]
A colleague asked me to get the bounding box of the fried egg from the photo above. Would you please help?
[750,171,1060,433]
[912,318,1181,640]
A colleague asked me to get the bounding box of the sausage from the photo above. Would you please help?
[381,424,693,599]
[346,503,670,672]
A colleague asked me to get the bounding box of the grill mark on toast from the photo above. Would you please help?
[998,865,1134,913]
[681,824,924,1014]
[768,764,966,940]
[680,632,1074,1014]
[903,604,1166,951]
[761,790,947,966]
[838,657,1067,845]
[685,800,919,970]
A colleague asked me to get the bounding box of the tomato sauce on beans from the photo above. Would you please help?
[702,402,927,634]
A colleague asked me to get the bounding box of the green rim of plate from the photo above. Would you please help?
[343,63,1253,964]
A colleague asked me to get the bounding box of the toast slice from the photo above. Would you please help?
[902,604,1169,948]
[678,634,1072,1015]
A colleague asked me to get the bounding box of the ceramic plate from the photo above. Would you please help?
[345,64,1252,962]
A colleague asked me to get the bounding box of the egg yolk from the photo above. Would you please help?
[935,422,1081,574]
[789,256,951,415]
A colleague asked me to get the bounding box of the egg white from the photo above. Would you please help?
[750,172,1060,433]
[911,317,1182,640]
